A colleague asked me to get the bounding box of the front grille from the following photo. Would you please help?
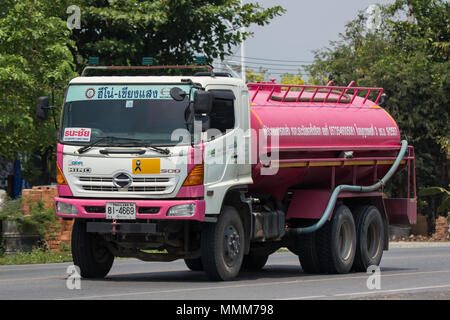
[82,185,166,192]
[133,177,170,183]
[79,177,113,183]
[77,175,177,194]
[83,186,119,192]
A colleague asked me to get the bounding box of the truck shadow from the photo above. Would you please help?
[96,264,415,283]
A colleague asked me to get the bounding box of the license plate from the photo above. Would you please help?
[105,202,136,220]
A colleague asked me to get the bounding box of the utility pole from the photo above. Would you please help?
[241,0,246,83]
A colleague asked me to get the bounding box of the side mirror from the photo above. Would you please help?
[170,87,187,101]
[193,91,213,114]
[36,96,49,120]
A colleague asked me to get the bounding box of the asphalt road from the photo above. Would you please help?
[0,242,449,300]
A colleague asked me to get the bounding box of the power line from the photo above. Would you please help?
[224,61,308,70]
[224,63,309,75]
[230,55,314,64]
[226,60,311,67]
[262,72,309,76]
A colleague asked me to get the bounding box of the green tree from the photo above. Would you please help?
[246,67,267,83]
[280,72,305,86]
[68,0,285,71]
[0,0,77,182]
[307,0,449,195]
[0,0,284,183]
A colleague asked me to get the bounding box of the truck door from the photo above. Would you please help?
[203,89,237,182]
[202,87,240,214]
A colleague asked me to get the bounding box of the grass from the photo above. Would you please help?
[0,248,73,265]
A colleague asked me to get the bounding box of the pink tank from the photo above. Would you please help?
[247,81,402,199]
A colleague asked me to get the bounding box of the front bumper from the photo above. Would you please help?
[54,197,205,221]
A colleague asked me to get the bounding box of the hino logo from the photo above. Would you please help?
[113,173,132,188]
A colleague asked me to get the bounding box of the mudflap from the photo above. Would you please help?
[383,198,417,225]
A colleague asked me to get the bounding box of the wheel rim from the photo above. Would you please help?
[223,225,241,267]
[367,218,381,259]
[338,221,353,262]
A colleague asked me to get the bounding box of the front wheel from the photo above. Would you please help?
[201,206,245,281]
[184,258,203,271]
[242,251,269,270]
[71,219,114,278]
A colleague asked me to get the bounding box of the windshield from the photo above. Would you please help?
[60,84,191,146]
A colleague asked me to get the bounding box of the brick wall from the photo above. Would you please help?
[21,186,73,252]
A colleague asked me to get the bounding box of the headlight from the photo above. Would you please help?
[56,201,78,215]
[167,204,196,217]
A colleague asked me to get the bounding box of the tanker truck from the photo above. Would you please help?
[36,65,417,281]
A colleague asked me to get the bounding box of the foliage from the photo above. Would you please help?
[280,72,305,86]
[0,0,284,182]
[0,0,78,181]
[307,0,449,195]
[67,0,285,71]
[0,197,58,238]
[419,186,450,214]
[0,247,72,265]
[246,67,267,83]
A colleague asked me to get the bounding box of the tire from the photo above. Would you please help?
[71,219,114,278]
[352,205,385,272]
[242,251,269,270]
[201,206,245,281]
[184,258,203,271]
[295,233,322,274]
[316,205,356,274]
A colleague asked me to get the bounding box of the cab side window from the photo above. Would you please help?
[209,90,235,134]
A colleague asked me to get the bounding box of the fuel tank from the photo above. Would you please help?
[248,82,402,197]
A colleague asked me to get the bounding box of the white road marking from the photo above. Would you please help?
[279,284,450,300]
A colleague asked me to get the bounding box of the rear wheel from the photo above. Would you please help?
[316,205,356,274]
[184,258,203,271]
[352,205,385,272]
[201,206,245,281]
[289,232,321,274]
[71,219,114,278]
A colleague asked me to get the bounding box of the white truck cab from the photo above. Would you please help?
[45,72,257,281]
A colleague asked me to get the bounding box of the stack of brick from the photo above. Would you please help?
[432,215,449,241]
[21,186,58,215]
[46,219,74,252]
[21,186,74,252]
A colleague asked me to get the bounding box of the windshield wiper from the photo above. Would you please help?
[129,140,171,155]
[77,136,141,154]
[77,136,170,155]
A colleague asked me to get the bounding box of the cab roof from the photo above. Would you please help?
[69,76,245,88]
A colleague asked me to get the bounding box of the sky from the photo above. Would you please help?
[217,0,395,80]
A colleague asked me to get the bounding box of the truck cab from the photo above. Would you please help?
[49,72,255,280]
